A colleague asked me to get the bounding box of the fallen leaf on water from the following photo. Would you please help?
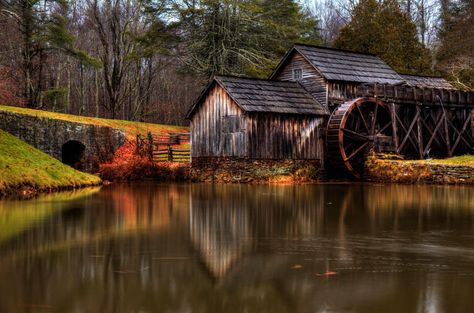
[291,264,303,269]
[316,271,338,276]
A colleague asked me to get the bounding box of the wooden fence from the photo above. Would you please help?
[136,132,190,162]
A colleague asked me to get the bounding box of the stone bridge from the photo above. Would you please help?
[0,109,125,172]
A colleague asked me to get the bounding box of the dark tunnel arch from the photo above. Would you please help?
[61,140,86,169]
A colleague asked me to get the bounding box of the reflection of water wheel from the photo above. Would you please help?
[327,98,394,178]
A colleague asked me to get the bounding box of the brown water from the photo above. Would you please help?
[1,183,474,313]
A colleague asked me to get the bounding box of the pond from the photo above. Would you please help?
[0,183,474,313]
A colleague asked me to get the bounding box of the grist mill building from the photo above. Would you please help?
[186,44,474,178]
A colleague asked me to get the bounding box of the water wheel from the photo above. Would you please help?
[326,97,394,178]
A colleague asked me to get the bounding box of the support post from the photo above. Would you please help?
[443,109,452,157]
[168,145,173,162]
[390,103,399,152]
[147,132,154,161]
[416,106,424,158]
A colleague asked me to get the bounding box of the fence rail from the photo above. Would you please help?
[136,132,190,162]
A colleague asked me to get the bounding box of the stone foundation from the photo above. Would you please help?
[365,156,474,184]
[190,157,322,183]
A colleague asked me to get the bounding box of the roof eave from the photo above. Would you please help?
[269,46,298,80]
[185,79,216,120]
[185,76,252,119]
[269,45,329,81]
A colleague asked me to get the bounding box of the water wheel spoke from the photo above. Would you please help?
[344,142,369,162]
[342,128,369,141]
[356,105,370,132]
[371,103,378,135]
[376,121,392,135]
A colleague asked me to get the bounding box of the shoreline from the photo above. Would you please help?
[2,155,473,199]
[0,181,103,200]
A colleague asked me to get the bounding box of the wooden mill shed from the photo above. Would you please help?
[186,76,329,160]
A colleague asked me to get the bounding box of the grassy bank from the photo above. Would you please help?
[365,154,474,184]
[427,155,474,166]
[0,105,188,139]
[0,130,101,197]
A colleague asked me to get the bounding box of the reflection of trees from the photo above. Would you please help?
[1,183,474,313]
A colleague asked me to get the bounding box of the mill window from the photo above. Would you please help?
[293,68,303,80]
[222,115,246,133]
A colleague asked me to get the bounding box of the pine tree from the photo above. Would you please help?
[178,0,321,78]
[1,0,98,108]
[333,0,432,75]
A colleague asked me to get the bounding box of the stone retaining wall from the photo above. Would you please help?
[190,157,322,183]
[365,157,474,184]
[0,110,125,172]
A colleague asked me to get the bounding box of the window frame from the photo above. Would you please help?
[293,68,303,80]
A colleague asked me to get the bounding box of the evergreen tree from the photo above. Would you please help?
[0,0,98,108]
[178,0,321,78]
[333,0,432,75]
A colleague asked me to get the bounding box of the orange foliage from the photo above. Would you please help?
[99,140,190,181]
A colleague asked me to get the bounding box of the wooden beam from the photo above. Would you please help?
[443,108,452,157]
[416,106,423,158]
[397,109,420,154]
[390,103,399,151]
[447,116,472,150]
[422,112,444,156]
[450,114,472,155]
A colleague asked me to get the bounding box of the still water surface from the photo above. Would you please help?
[1,183,474,313]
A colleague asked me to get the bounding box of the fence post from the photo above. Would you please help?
[136,134,141,155]
[168,144,173,162]
[147,132,154,161]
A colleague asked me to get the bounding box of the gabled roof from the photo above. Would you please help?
[186,75,329,119]
[399,74,454,89]
[271,44,404,85]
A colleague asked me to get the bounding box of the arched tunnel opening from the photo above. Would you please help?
[61,140,86,169]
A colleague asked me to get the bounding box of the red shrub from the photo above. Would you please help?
[99,140,190,181]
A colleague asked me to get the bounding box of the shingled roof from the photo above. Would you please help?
[186,76,329,118]
[400,74,454,89]
[271,44,404,85]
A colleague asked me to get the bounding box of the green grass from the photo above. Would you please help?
[426,155,474,166]
[0,105,188,139]
[0,130,101,195]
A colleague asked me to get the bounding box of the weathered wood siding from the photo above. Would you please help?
[247,113,324,160]
[274,51,328,106]
[327,81,360,102]
[190,84,247,158]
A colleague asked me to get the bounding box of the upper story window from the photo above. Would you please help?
[293,68,303,80]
